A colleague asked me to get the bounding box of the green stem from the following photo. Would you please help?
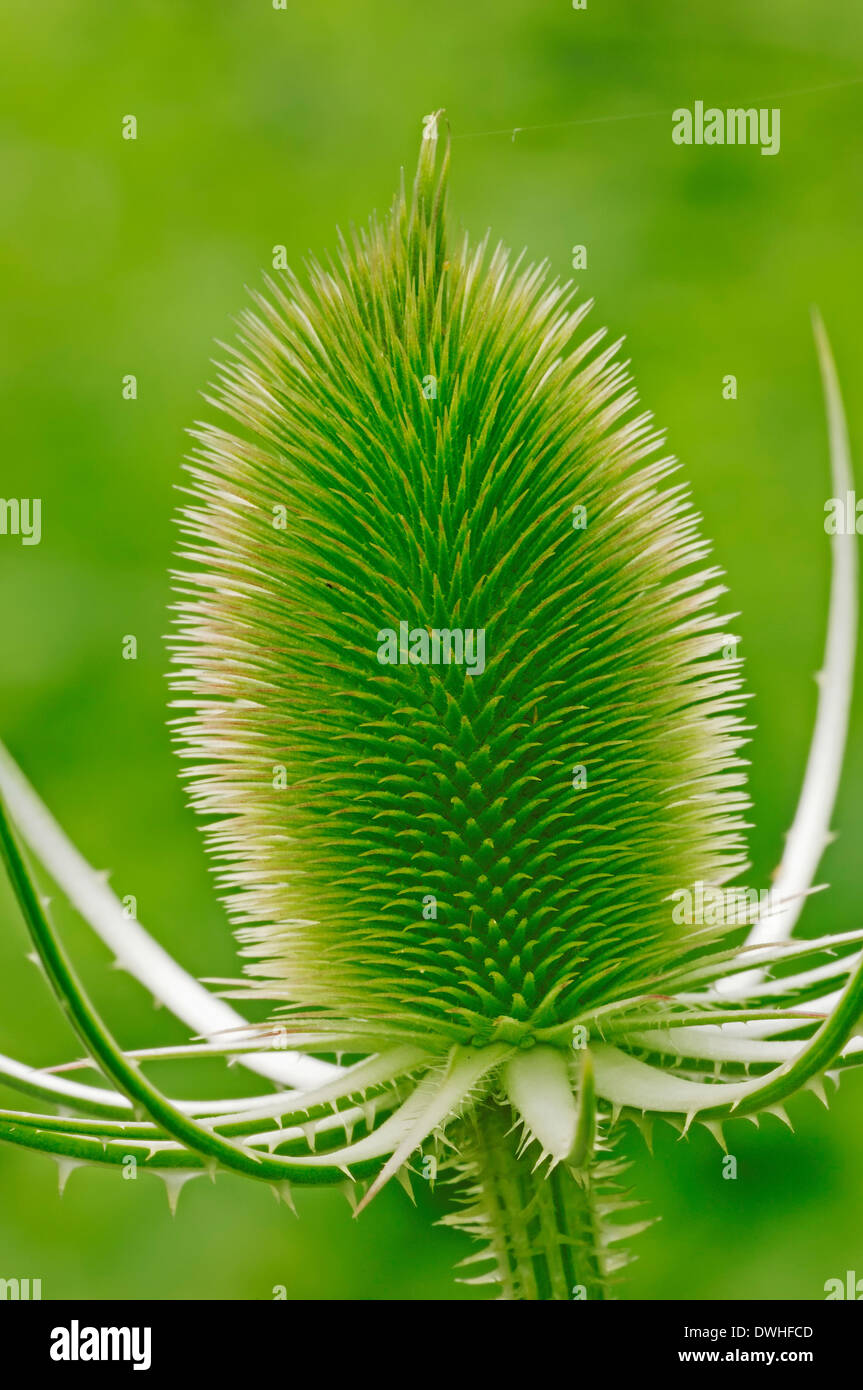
[445,1100,612,1301]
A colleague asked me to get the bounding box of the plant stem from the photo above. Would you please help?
[445,1100,612,1301]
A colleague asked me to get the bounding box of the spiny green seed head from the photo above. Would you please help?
[171,113,749,1050]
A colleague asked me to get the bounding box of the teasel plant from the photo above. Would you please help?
[0,110,859,1302]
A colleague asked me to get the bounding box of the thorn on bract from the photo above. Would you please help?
[699,1120,727,1152]
[765,1104,794,1131]
[804,1076,830,1108]
[274,1181,297,1214]
[394,1166,416,1205]
[54,1157,85,1197]
[157,1169,204,1217]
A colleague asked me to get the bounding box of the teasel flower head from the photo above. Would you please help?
[0,111,858,1300]
[175,113,752,1031]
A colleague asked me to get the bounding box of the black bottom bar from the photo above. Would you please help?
[1,1298,859,1375]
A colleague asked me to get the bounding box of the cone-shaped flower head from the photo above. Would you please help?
[172,112,749,1053]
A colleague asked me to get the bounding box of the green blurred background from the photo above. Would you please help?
[0,0,861,1300]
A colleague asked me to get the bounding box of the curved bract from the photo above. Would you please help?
[0,113,857,1301]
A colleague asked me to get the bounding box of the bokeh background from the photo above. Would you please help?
[1,0,862,1300]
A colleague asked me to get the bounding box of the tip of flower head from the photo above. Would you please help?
[408,109,449,275]
[421,109,445,142]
